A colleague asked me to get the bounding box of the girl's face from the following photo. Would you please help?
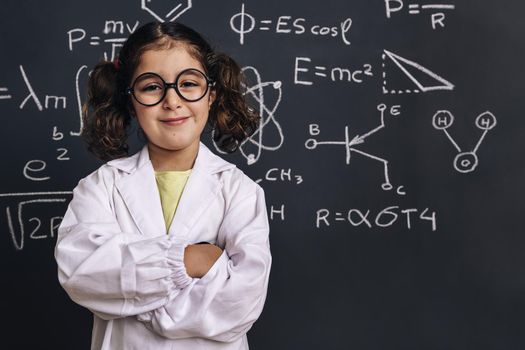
[130,44,215,155]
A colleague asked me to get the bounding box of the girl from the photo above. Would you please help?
[54,21,271,350]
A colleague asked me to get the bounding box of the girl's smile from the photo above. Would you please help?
[160,116,190,126]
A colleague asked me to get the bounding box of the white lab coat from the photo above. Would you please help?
[55,141,271,350]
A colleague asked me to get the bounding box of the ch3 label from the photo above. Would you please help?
[256,168,303,185]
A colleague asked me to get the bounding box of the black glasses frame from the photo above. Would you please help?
[126,68,215,106]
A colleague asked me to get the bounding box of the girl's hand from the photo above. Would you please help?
[183,243,223,278]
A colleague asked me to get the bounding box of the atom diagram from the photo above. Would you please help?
[213,66,283,165]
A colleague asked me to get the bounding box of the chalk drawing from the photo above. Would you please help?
[432,110,497,173]
[213,66,283,165]
[141,0,192,22]
[382,49,454,94]
[305,104,405,194]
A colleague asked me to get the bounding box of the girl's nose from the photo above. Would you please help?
[162,87,183,109]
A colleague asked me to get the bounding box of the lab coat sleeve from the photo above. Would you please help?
[54,168,193,320]
[136,183,271,342]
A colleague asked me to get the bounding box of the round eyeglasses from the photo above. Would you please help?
[126,68,214,106]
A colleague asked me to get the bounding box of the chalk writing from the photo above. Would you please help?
[67,20,140,60]
[255,168,304,185]
[230,3,352,45]
[316,206,437,231]
[0,86,12,100]
[295,57,373,86]
[1,192,72,250]
[19,66,67,111]
[385,1,456,29]
[270,204,285,221]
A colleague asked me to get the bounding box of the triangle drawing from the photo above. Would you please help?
[383,50,454,92]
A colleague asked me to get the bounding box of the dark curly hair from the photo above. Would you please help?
[82,21,259,161]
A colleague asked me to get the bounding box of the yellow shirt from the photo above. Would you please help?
[154,169,192,232]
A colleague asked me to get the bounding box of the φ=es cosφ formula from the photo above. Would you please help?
[230,3,352,45]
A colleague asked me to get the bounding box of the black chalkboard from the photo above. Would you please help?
[2,0,525,349]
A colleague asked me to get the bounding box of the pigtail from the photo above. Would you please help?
[207,53,260,153]
[82,60,132,161]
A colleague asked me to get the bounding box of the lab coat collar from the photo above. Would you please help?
[107,141,235,175]
[108,141,236,237]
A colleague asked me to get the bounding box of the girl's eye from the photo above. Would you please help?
[180,81,199,88]
[141,84,162,92]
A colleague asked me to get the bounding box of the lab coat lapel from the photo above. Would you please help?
[167,142,226,238]
[114,146,167,237]
[111,142,235,239]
